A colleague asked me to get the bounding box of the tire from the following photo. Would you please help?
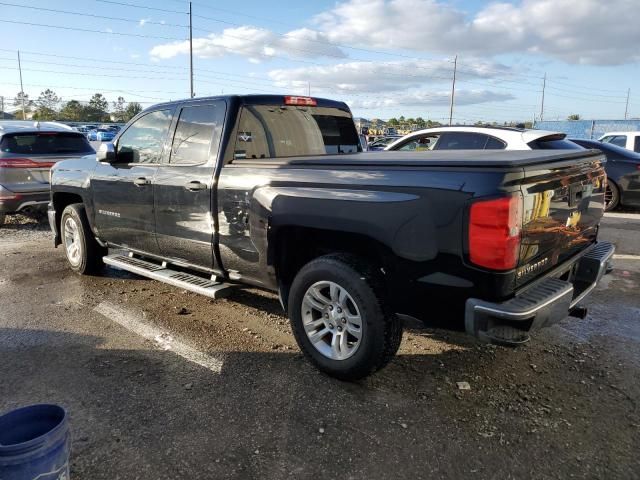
[0,213,5,227]
[288,254,403,381]
[605,181,620,211]
[60,203,106,274]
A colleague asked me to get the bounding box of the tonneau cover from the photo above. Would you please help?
[232,149,603,168]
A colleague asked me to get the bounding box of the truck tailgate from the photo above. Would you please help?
[516,151,606,286]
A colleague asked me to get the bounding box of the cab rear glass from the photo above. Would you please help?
[0,132,94,155]
[233,105,360,160]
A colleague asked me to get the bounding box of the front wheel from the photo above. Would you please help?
[288,254,402,381]
[60,203,106,274]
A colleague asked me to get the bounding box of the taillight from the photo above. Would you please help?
[0,158,55,168]
[284,96,317,106]
[469,194,522,270]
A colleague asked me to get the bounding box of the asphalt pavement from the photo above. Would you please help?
[0,213,638,479]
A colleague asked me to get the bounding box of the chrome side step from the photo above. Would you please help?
[103,254,233,299]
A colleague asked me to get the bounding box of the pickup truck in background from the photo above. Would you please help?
[49,95,614,380]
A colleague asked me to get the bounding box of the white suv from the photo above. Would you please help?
[599,132,640,153]
[385,126,581,151]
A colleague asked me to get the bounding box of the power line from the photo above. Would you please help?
[95,0,187,15]
[0,19,186,41]
[0,2,189,28]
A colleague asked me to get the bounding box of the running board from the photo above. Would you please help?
[103,254,233,299]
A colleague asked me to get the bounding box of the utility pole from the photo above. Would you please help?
[308,82,311,96]
[1,96,4,119]
[448,55,457,126]
[17,50,26,120]
[539,73,546,122]
[189,1,194,98]
[624,88,630,120]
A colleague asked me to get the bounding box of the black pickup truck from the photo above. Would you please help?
[49,95,614,380]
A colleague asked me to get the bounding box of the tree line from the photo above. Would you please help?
[10,90,143,123]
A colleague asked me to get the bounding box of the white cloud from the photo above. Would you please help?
[346,89,515,109]
[316,0,640,65]
[269,59,513,93]
[139,18,150,27]
[150,26,345,62]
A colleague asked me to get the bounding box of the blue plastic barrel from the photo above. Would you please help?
[0,404,70,480]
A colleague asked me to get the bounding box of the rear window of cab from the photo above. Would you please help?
[0,132,94,155]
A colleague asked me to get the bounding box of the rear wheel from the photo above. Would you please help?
[288,254,403,381]
[604,181,620,211]
[61,203,106,274]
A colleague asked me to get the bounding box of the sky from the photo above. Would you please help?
[0,0,639,123]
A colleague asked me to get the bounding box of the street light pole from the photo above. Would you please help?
[189,1,194,98]
[17,50,26,120]
[448,55,457,126]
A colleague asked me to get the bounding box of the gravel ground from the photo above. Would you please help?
[0,213,638,479]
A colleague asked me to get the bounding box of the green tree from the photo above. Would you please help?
[567,114,581,121]
[112,96,127,122]
[123,102,143,122]
[387,117,399,126]
[13,91,33,119]
[415,117,425,128]
[84,93,109,122]
[33,89,60,120]
[59,100,86,122]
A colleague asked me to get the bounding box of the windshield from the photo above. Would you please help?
[233,105,360,160]
[0,132,95,155]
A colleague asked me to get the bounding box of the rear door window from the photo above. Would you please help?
[0,132,94,154]
[233,105,360,160]
[170,103,225,165]
[434,132,490,150]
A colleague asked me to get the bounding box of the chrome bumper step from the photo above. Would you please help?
[103,254,233,299]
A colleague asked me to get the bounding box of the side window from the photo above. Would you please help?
[170,103,225,165]
[484,136,507,150]
[116,109,172,164]
[435,132,489,150]
[398,135,439,151]
[604,135,627,148]
[634,136,640,153]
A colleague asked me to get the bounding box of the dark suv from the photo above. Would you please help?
[0,121,94,226]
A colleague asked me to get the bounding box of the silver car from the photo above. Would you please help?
[0,121,95,226]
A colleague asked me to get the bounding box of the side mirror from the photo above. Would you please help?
[96,142,116,163]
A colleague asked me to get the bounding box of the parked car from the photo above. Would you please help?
[368,135,402,151]
[88,128,113,141]
[49,95,613,380]
[571,139,640,211]
[599,132,640,153]
[96,129,116,142]
[0,121,94,226]
[385,126,581,151]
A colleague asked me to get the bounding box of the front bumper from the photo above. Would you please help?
[48,203,61,247]
[465,242,615,345]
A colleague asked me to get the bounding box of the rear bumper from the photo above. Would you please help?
[0,186,49,214]
[465,242,615,345]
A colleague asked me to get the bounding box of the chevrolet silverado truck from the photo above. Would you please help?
[48,95,614,380]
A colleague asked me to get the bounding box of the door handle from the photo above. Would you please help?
[184,181,208,192]
[134,177,150,186]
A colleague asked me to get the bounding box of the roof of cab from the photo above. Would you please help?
[0,120,75,135]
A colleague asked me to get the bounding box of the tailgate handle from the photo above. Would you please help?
[185,181,207,192]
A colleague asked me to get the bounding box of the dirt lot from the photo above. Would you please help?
[0,213,638,479]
